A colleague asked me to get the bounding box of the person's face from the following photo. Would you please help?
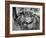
[24,12,33,22]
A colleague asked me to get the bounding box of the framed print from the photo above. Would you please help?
[5,1,45,37]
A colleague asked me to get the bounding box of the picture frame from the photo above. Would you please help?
[5,1,45,37]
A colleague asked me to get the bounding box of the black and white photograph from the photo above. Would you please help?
[5,1,45,37]
[12,7,40,30]
[10,4,43,34]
